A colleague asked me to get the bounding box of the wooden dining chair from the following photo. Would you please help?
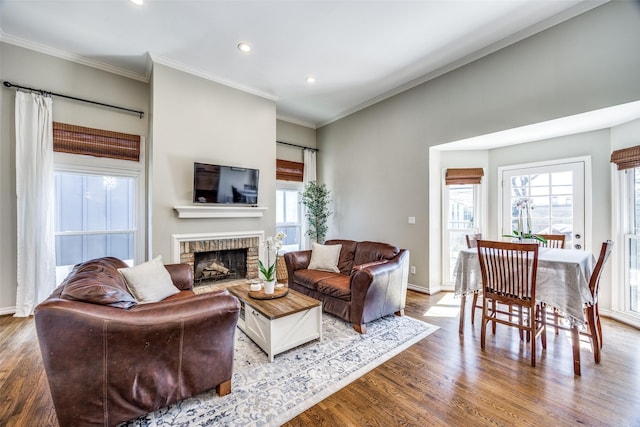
[477,240,546,368]
[465,233,482,249]
[537,234,566,248]
[541,240,613,375]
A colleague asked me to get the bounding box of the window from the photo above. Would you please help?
[620,168,640,317]
[53,123,144,284]
[276,182,303,252]
[443,183,481,284]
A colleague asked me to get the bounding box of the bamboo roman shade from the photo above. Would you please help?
[276,159,304,181]
[610,145,640,170]
[445,168,484,185]
[53,122,141,161]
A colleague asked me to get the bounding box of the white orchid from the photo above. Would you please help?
[259,232,287,282]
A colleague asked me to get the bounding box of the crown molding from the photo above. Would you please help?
[276,114,317,129]
[150,53,278,102]
[0,32,150,83]
[316,0,608,128]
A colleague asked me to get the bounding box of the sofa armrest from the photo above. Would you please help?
[284,250,312,286]
[349,249,410,325]
[35,292,240,426]
[165,263,194,290]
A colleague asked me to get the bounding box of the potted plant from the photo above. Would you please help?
[502,197,547,244]
[301,181,332,244]
[258,232,286,294]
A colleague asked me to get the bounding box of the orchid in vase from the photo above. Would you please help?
[258,232,286,282]
[502,197,547,244]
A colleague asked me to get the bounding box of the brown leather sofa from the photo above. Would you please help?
[284,240,409,333]
[34,257,240,427]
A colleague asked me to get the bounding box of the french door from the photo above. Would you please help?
[500,158,588,250]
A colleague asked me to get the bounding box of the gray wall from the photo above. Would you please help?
[150,64,276,261]
[316,1,640,292]
[0,42,149,313]
[276,119,316,162]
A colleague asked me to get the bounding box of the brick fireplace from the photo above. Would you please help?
[171,231,263,289]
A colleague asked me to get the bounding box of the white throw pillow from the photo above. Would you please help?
[308,243,341,273]
[118,255,180,304]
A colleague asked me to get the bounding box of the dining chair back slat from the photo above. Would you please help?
[537,234,566,248]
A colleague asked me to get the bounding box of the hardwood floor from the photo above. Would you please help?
[2,290,640,426]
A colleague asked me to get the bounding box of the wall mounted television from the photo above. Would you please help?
[193,162,259,205]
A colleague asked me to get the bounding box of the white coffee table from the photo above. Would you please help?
[228,285,323,362]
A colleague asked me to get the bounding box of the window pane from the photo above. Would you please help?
[276,190,284,223]
[448,185,474,229]
[55,172,136,283]
[285,190,299,223]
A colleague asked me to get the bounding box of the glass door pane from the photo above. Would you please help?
[502,161,585,249]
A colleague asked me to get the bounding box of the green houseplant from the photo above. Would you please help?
[301,181,332,244]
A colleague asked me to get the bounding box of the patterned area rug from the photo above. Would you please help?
[123,314,438,427]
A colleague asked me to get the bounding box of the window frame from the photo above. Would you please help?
[441,170,486,289]
[54,147,146,270]
[610,166,640,328]
[276,180,304,252]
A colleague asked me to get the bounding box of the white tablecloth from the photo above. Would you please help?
[453,247,595,323]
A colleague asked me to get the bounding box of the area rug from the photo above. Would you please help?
[123,314,438,427]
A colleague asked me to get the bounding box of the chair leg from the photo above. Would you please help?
[216,379,232,396]
[481,299,488,350]
[571,325,581,376]
[471,291,479,325]
[459,294,467,335]
[530,306,536,368]
[540,304,547,350]
[595,303,603,349]
[585,306,601,364]
[491,300,497,334]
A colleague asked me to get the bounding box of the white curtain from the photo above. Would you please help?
[302,149,317,249]
[14,91,56,317]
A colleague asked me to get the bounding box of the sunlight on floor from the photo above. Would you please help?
[424,292,461,318]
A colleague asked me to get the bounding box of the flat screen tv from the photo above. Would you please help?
[193,162,259,205]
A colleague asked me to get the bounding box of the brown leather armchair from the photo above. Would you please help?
[284,240,409,333]
[35,257,240,427]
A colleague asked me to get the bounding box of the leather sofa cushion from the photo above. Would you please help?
[59,257,137,309]
[354,241,400,266]
[325,239,358,274]
[317,275,351,301]
[293,269,338,291]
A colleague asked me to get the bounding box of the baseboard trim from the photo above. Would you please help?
[0,306,17,316]
[600,308,640,330]
[408,284,441,295]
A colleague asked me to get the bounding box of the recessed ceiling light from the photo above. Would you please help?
[130,0,143,5]
[237,43,251,53]
[305,76,316,84]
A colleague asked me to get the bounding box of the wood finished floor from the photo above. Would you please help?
[2,290,640,426]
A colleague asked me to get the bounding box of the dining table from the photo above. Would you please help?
[454,246,596,374]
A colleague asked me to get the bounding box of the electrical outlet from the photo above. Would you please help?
[410,266,416,274]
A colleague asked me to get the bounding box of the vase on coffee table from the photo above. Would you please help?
[264,280,276,295]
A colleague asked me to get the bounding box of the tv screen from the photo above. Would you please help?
[193,162,259,205]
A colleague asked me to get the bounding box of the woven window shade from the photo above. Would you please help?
[610,145,640,170]
[276,159,304,181]
[445,168,484,185]
[53,122,141,162]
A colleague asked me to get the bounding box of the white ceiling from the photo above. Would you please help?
[0,0,606,128]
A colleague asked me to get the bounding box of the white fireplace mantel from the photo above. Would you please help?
[173,205,268,219]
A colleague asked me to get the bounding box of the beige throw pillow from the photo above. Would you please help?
[118,255,180,304]
[308,243,341,273]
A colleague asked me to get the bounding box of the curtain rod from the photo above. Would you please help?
[276,140,318,152]
[2,81,145,119]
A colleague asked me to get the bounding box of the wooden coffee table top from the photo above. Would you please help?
[227,284,321,320]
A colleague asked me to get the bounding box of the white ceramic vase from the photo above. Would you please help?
[264,280,276,294]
